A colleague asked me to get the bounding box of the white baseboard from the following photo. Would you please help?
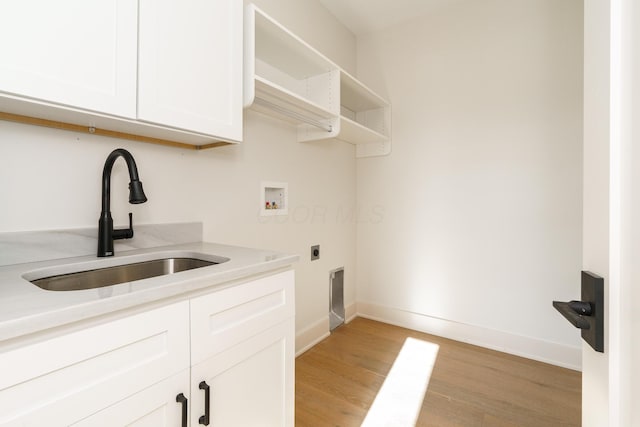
[295,303,358,357]
[356,301,582,371]
[345,303,357,323]
[295,317,330,357]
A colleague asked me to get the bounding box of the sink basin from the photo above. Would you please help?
[30,257,218,291]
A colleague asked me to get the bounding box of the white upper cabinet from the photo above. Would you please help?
[0,0,242,147]
[138,0,243,140]
[0,0,137,118]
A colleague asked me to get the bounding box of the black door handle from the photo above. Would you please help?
[176,393,188,427]
[552,300,591,329]
[552,271,604,353]
[199,381,210,425]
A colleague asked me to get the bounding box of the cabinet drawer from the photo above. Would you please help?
[190,270,294,365]
[0,301,190,426]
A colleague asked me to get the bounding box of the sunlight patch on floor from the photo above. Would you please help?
[361,337,439,426]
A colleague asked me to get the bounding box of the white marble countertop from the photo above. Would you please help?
[0,242,299,342]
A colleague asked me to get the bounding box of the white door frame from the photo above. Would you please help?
[583,0,637,425]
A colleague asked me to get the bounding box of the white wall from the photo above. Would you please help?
[0,0,357,353]
[355,0,584,368]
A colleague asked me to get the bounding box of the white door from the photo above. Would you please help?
[137,0,243,140]
[583,0,639,425]
[0,0,137,118]
[627,1,640,424]
[190,319,295,427]
[71,370,191,427]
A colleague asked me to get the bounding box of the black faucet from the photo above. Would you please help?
[97,149,147,257]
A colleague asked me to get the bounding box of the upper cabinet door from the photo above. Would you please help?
[0,0,137,118]
[138,0,243,141]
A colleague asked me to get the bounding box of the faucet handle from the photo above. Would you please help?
[112,212,135,240]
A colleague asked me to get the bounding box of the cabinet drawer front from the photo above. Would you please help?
[0,301,190,426]
[191,270,294,365]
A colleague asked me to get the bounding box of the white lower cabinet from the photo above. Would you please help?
[189,269,295,427]
[0,269,295,427]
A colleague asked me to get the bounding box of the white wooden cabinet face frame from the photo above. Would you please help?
[0,0,137,118]
[138,0,243,140]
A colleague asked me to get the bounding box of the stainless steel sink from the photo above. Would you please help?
[30,257,218,291]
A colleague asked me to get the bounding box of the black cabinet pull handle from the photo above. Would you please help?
[176,393,188,427]
[199,381,211,425]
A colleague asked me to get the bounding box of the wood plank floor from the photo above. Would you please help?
[295,317,581,426]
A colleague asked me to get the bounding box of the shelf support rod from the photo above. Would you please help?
[254,97,333,133]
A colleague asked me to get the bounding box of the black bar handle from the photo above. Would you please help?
[176,393,188,427]
[199,381,210,425]
[553,271,604,353]
[112,212,134,240]
[553,301,591,329]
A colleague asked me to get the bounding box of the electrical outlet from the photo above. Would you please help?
[311,245,320,261]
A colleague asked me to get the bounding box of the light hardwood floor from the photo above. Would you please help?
[295,317,581,426]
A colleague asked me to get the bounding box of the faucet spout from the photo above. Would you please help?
[98,149,147,257]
